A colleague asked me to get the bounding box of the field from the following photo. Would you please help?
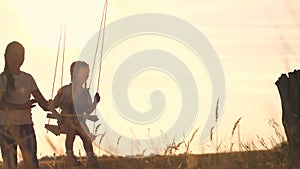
[0,117,289,169]
[7,145,288,169]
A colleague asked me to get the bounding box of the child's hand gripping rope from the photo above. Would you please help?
[94,92,100,103]
[84,92,101,122]
[47,99,64,122]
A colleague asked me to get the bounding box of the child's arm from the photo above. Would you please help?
[47,100,64,121]
[85,92,100,115]
[52,88,63,108]
[84,93,100,122]
[31,89,49,111]
[47,88,64,121]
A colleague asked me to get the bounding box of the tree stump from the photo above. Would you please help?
[276,70,300,169]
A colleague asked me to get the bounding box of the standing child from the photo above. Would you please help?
[49,61,100,168]
[0,41,49,169]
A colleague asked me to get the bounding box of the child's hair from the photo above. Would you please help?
[70,61,89,87]
[2,41,24,96]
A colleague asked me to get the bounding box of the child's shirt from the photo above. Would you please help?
[0,72,38,125]
[53,84,92,121]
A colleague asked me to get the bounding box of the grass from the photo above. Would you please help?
[2,130,290,169]
[1,101,290,169]
[16,146,287,169]
[11,116,289,169]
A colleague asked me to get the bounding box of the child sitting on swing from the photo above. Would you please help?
[49,61,100,168]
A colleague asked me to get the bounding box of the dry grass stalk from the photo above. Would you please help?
[257,135,269,150]
[251,141,258,151]
[241,142,251,151]
[99,131,106,145]
[210,127,214,142]
[232,117,242,136]
[117,136,121,146]
[268,118,285,142]
[186,128,199,153]
[215,99,219,153]
[94,123,102,134]
[230,143,234,152]
[46,135,57,152]
[141,149,147,157]
[215,98,219,123]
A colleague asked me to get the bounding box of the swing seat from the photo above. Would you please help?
[45,124,97,141]
[45,124,64,136]
[45,113,66,136]
[46,113,58,119]
[45,113,97,140]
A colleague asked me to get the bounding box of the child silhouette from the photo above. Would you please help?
[49,61,100,168]
[0,41,49,169]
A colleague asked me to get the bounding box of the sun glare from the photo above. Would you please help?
[11,0,105,48]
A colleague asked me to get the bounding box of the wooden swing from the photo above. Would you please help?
[45,0,108,136]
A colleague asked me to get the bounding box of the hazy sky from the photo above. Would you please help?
[1,0,300,158]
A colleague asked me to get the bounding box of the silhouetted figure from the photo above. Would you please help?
[276,71,300,169]
[49,61,100,168]
[0,41,49,169]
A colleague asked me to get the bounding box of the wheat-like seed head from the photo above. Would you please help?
[232,117,242,136]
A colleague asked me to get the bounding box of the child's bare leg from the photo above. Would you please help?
[65,129,82,167]
[77,128,93,155]
[65,130,76,156]
[63,120,77,155]
[78,129,99,168]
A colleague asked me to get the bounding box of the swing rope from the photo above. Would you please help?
[92,0,109,133]
[47,0,108,135]
[89,0,109,89]
[51,21,67,99]
[51,23,64,99]
[61,21,67,87]
[96,0,108,92]
[47,21,67,133]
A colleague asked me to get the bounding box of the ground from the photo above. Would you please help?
[9,147,288,169]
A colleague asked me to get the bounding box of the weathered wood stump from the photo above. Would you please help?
[276,70,300,169]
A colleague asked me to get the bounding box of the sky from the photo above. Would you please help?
[1,0,300,159]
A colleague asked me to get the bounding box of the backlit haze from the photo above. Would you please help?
[1,0,300,159]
